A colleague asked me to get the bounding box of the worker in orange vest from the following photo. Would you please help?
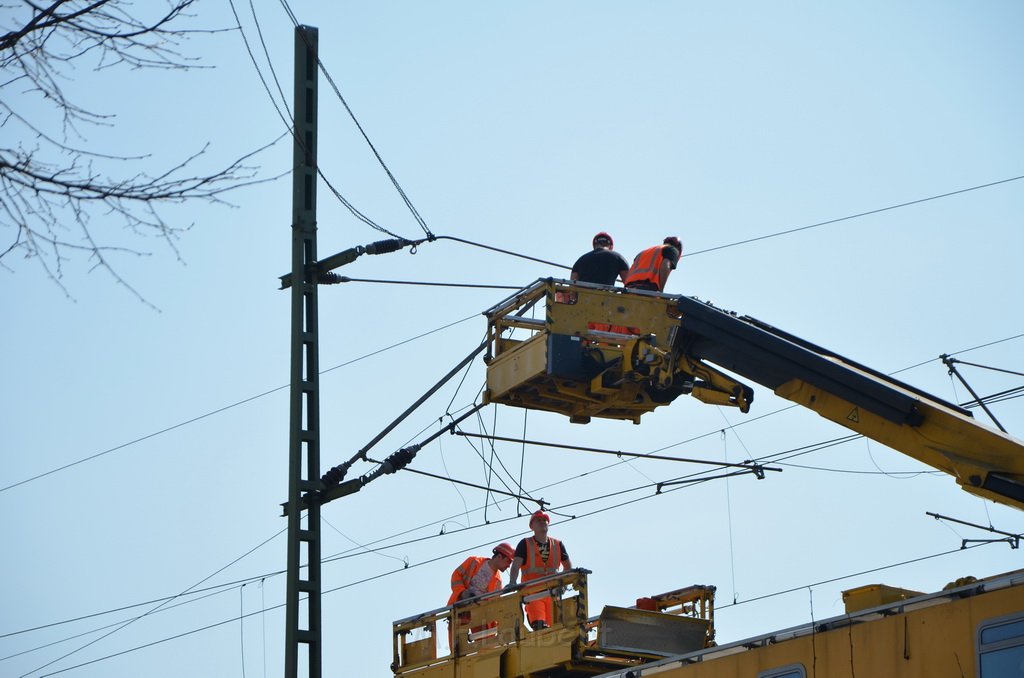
[624,236,682,292]
[447,543,515,646]
[448,542,515,606]
[506,511,572,630]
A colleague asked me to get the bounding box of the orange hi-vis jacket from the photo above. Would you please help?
[624,245,668,290]
[448,556,502,606]
[521,538,563,580]
[520,538,564,626]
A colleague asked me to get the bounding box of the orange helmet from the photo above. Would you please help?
[493,542,515,559]
[529,510,550,527]
[593,232,613,248]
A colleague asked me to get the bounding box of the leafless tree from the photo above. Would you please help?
[0,0,270,299]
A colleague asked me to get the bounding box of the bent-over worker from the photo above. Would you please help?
[507,511,572,630]
[624,236,682,292]
[448,542,515,606]
[447,543,515,645]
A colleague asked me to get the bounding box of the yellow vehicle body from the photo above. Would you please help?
[393,569,1024,678]
[601,569,1024,678]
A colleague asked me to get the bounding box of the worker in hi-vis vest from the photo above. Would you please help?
[448,542,515,606]
[624,236,682,292]
[448,543,515,643]
[507,511,572,630]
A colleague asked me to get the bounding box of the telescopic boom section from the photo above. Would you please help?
[482,279,1024,510]
[675,296,1024,511]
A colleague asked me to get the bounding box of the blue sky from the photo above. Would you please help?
[2,2,1023,676]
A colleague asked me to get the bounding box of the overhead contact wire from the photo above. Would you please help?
[454,431,772,471]
[21,525,286,677]
[8,407,944,650]
[235,0,408,238]
[278,4,432,238]
[0,314,477,493]
[433,235,569,269]
[687,175,1024,257]
[396,466,542,507]
[40,532,995,678]
[331,277,521,290]
[15,337,1015,646]
[11,421,943,656]
[716,543,990,611]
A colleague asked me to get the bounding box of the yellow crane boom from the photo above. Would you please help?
[483,279,1024,511]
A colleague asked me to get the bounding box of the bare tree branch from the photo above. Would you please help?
[0,0,277,300]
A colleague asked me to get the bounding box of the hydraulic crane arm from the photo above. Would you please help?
[673,295,1024,511]
[482,279,1024,510]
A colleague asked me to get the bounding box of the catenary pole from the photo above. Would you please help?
[285,25,322,678]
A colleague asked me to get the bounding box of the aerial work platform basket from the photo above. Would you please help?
[391,569,715,678]
[482,279,750,424]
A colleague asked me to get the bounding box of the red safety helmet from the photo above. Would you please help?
[529,510,550,526]
[493,542,515,559]
[593,231,614,248]
[663,236,682,251]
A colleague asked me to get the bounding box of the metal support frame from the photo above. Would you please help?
[927,511,1021,549]
[285,25,322,678]
[941,354,1008,433]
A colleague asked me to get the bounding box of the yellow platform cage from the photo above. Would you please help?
[482,279,749,424]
